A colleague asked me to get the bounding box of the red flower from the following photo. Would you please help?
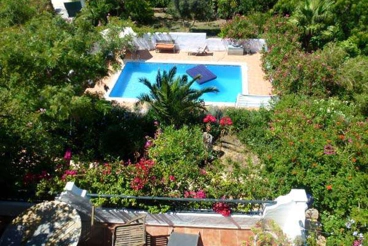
[169,175,175,181]
[62,170,77,180]
[219,116,233,126]
[203,114,217,123]
[326,185,332,190]
[131,177,145,190]
[213,202,231,216]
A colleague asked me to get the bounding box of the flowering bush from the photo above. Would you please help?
[35,123,271,215]
[202,114,233,141]
[251,95,368,244]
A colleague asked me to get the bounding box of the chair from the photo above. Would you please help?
[167,231,200,246]
[188,45,213,56]
[112,214,147,246]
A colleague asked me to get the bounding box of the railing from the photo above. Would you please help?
[86,193,276,215]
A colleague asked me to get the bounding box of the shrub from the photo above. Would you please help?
[225,107,272,151]
[257,95,368,243]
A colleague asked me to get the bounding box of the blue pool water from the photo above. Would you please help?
[109,62,242,103]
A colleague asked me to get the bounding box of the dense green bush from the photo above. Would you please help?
[220,13,269,39]
[225,107,272,151]
[267,44,348,97]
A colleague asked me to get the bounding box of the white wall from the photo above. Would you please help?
[263,189,308,241]
[123,28,266,53]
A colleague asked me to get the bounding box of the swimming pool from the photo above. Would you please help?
[108,61,247,104]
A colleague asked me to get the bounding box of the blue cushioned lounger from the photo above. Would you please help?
[186,65,217,84]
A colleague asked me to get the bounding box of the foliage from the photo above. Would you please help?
[333,0,368,55]
[224,107,272,151]
[36,124,271,213]
[272,0,299,15]
[0,0,53,28]
[122,0,154,24]
[148,125,208,166]
[250,95,368,244]
[148,0,171,8]
[289,0,335,51]
[168,0,215,26]
[136,66,219,127]
[79,0,153,26]
[250,219,291,245]
[335,56,368,115]
[261,15,301,75]
[266,43,349,98]
[219,13,269,39]
[216,0,277,19]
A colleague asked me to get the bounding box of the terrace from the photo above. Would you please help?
[0,183,308,246]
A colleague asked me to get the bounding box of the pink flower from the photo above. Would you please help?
[64,148,72,160]
[169,175,175,181]
[194,190,206,199]
[145,140,153,149]
[184,191,190,198]
[324,144,335,155]
[199,169,207,175]
[203,114,217,123]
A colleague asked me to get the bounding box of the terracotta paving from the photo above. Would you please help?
[88,50,273,100]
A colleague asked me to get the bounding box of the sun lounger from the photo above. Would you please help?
[155,43,176,53]
[188,45,213,56]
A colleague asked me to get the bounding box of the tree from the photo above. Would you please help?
[290,0,334,51]
[0,0,53,28]
[136,66,219,127]
[333,0,368,55]
[169,0,215,27]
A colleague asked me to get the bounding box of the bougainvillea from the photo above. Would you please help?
[213,202,231,216]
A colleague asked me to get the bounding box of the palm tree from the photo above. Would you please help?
[290,0,334,51]
[136,66,219,127]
